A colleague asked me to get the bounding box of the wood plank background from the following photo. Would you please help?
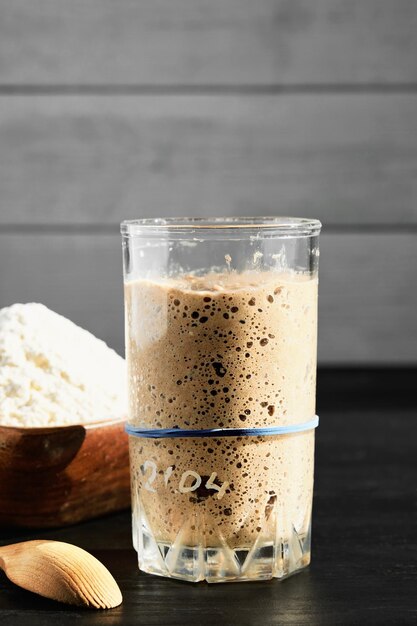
[0,1,416,364]
[0,94,416,226]
[1,0,417,85]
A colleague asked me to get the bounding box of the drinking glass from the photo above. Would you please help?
[122,217,321,583]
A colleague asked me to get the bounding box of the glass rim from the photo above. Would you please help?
[121,216,322,237]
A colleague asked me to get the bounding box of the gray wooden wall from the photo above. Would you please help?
[1,1,416,365]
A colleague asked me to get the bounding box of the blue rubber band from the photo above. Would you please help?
[125,415,319,439]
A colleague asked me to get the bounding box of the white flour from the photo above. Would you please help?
[0,303,127,427]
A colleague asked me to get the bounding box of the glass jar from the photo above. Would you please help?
[122,217,321,583]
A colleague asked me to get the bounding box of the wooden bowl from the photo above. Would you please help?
[0,419,130,528]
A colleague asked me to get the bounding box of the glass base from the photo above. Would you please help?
[134,517,311,583]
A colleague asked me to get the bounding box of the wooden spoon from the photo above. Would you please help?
[0,540,122,609]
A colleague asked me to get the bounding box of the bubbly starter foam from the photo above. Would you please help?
[125,270,318,578]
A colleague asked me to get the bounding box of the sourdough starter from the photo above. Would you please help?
[125,271,317,548]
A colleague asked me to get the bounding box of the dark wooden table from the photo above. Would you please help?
[1,370,416,625]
